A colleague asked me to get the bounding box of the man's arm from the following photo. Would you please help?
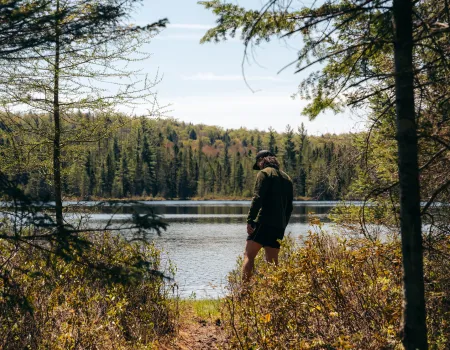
[285,179,294,225]
[247,171,269,225]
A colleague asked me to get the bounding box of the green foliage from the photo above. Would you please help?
[0,230,178,349]
[282,125,296,174]
[267,127,278,155]
[220,228,450,349]
[199,0,297,45]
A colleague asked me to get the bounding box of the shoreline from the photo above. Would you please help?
[62,196,323,202]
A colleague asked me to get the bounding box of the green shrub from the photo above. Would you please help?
[221,226,450,349]
[0,231,178,349]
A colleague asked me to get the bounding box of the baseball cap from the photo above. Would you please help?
[253,150,275,170]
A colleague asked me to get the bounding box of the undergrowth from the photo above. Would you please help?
[0,231,178,349]
[221,225,450,349]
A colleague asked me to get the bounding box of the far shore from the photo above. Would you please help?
[62,195,319,202]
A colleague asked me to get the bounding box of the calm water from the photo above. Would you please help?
[69,200,338,298]
[2,200,340,298]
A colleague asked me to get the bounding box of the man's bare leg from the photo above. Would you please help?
[242,240,262,282]
[264,246,280,265]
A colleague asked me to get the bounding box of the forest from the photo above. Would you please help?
[0,116,356,200]
[0,0,449,349]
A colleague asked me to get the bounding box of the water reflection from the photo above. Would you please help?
[76,200,335,222]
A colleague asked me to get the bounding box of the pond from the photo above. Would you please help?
[71,200,339,298]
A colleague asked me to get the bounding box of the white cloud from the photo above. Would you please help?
[120,92,363,135]
[168,23,212,30]
[156,93,363,135]
[181,72,287,82]
[153,34,204,41]
[154,34,239,42]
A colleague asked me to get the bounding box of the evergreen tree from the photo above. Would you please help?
[223,144,231,193]
[296,123,308,197]
[189,129,197,140]
[236,163,244,194]
[133,128,143,196]
[268,127,277,155]
[103,152,115,196]
[85,152,95,196]
[256,134,263,151]
[215,159,223,194]
[283,125,296,175]
[188,146,198,196]
[121,154,130,197]
[142,134,156,196]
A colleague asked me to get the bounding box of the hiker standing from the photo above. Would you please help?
[243,150,294,281]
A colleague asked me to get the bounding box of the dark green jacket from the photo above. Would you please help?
[247,166,294,229]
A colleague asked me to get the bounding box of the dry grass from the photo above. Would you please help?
[0,232,178,349]
[219,225,450,349]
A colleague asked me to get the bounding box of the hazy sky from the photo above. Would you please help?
[130,0,363,135]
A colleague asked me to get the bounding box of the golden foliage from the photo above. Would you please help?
[220,229,450,349]
[0,232,178,349]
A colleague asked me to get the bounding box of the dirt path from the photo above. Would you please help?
[160,310,227,349]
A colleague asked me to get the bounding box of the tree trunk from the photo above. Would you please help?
[53,0,63,232]
[392,0,428,348]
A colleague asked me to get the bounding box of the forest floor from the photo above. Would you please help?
[159,299,228,350]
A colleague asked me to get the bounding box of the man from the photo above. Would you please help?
[243,150,294,282]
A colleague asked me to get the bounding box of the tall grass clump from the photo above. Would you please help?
[0,230,178,349]
[221,225,450,349]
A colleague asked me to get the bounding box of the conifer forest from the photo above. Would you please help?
[0,116,356,200]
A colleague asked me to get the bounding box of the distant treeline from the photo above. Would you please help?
[0,115,357,200]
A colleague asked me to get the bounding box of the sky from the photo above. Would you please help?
[129,0,364,135]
